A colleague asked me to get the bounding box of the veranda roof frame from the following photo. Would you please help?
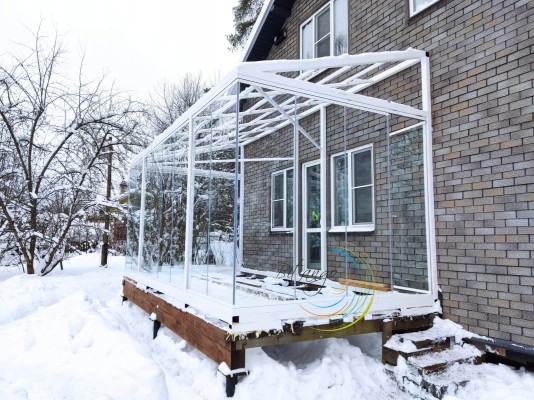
[131,49,432,167]
[127,49,438,330]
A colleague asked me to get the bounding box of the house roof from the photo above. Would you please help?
[241,0,296,62]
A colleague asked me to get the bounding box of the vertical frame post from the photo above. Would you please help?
[184,116,196,290]
[293,97,300,296]
[232,82,240,305]
[137,157,147,272]
[239,145,245,270]
[320,106,327,274]
[421,55,438,299]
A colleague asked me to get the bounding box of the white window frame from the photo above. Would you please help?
[409,0,441,17]
[271,167,293,231]
[329,144,375,233]
[300,0,348,60]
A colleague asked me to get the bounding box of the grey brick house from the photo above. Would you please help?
[238,0,534,345]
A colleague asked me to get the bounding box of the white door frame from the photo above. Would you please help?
[302,159,326,273]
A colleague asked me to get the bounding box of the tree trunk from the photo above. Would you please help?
[26,260,35,275]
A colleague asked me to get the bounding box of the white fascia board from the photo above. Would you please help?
[238,49,427,74]
[130,69,239,167]
[239,0,276,62]
[239,71,429,120]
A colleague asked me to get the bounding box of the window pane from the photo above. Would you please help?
[316,36,330,58]
[306,164,321,229]
[333,155,348,226]
[414,0,429,8]
[273,200,284,227]
[353,186,373,223]
[286,169,293,228]
[273,173,284,200]
[306,232,322,270]
[301,21,313,59]
[353,149,372,187]
[333,0,348,55]
[316,7,330,39]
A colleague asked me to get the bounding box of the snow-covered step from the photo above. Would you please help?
[406,343,485,375]
[383,334,453,366]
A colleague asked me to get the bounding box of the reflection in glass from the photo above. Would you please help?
[307,232,322,270]
[334,0,348,55]
[390,127,428,291]
[286,169,294,228]
[126,162,142,271]
[306,164,321,229]
[333,154,348,226]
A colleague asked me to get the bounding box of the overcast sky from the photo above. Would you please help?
[0,0,241,100]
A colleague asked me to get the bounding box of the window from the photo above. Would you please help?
[300,0,348,59]
[409,0,441,17]
[330,145,374,232]
[271,168,294,230]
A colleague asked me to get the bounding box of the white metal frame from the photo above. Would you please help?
[329,143,375,233]
[270,167,294,232]
[125,49,439,332]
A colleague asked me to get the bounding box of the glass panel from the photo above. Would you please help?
[142,151,162,274]
[333,0,348,55]
[126,162,142,270]
[189,117,237,303]
[306,232,322,270]
[273,200,284,227]
[352,149,372,187]
[286,169,293,228]
[306,164,321,229]
[316,36,330,58]
[273,173,284,200]
[352,186,372,224]
[316,7,330,39]
[390,126,428,291]
[333,154,348,226]
[301,21,313,59]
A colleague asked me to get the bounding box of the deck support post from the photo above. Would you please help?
[153,320,162,339]
[381,320,393,363]
[225,348,246,397]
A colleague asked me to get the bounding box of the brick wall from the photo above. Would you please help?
[247,0,534,344]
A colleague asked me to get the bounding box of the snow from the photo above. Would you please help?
[385,316,476,352]
[1,253,533,399]
[407,344,482,369]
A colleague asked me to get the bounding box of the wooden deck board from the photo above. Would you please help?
[338,278,391,292]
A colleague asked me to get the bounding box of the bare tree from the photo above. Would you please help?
[147,73,206,134]
[0,24,147,275]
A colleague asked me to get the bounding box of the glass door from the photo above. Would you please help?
[303,161,322,271]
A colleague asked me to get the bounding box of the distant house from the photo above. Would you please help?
[124,0,533,375]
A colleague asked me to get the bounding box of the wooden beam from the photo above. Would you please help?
[233,319,382,350]
[338,278,391,292]
[123,277,237,366]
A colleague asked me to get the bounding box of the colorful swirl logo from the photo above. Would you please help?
[299,245,378,332]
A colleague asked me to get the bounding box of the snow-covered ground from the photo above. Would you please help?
[0,254,533,400]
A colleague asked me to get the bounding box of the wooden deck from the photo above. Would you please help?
[122,276,436,397]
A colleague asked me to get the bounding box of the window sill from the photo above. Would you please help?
[270,229,294,235]
[329,225,375,233]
